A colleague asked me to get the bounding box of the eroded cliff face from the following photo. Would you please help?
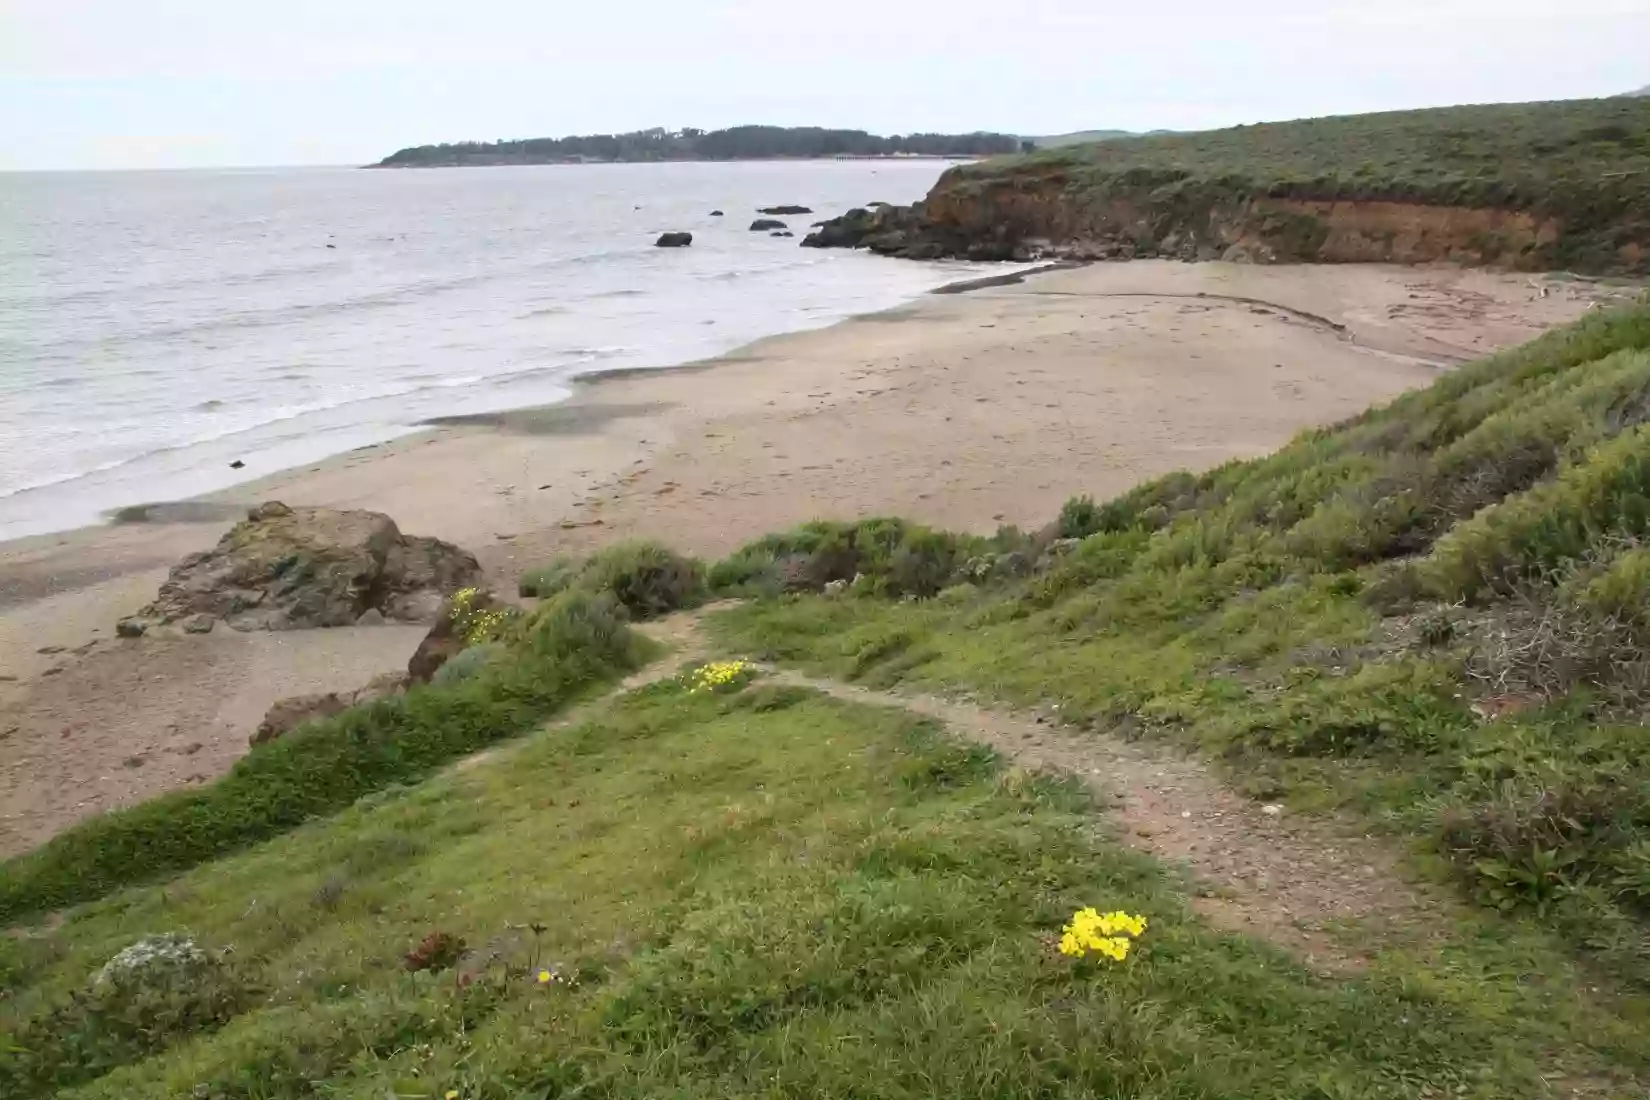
[805,163,1616,272]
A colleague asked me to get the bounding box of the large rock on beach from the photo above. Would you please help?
[127,501,481,633]
[654,231,693,247]
[749,218,788,232]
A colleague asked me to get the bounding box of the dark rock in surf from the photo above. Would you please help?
[750,219,788,232]
[758,205,813,216]
[801,207,880,249]
[655,232,693,247]
[770,231,795,238]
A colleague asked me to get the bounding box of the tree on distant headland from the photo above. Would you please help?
[373,126,1021,167]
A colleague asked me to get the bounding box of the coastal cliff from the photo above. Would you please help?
[806,98,1650,274]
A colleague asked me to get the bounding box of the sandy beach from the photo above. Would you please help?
[0,260,1613,855]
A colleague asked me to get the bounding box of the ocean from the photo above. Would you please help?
[0,160,987,541]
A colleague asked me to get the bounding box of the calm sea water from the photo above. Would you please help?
[0,161,985,541]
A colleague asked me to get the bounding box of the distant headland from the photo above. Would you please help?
[368,126,1023,168]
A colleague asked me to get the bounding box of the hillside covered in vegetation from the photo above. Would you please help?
[712,297,1650,984]
[804,97,1650,274]
[6,301,1650,1096]
[372,126,1020,167]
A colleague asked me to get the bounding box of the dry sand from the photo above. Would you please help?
[0,260,1614,854]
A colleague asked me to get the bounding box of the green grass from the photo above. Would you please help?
[0,591,646,923]
[709,297,1650,987]
[5,676,1646,1097]
[942,97,1650,272]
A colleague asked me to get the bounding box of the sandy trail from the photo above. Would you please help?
[0,261,1613,854]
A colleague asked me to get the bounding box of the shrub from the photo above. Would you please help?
[518,554,584,599]
[885,530,957,598]
[519,542,704,616]
[1058,495,1102,539]
[1424,426,1650,602]
[576,541,706,618]
[1437,722,1648,921]
[0,936,256,1098]
[0,589,642,921]
[1564,542,1650,628]
[522,589,636,664]
[431,641,505,686]
[710,519,973,599]
[1413,607,1458,647]
[709,524,864,597]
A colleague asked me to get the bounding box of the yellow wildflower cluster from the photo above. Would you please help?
[448,587,515,645]
[1058,908,1148,962]
[686,659,755,694]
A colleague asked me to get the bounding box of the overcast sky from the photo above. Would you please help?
[3,0,1647,170]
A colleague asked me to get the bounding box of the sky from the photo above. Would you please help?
[3,0,1648,170]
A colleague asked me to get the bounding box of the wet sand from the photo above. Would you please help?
[0,260,1614,854]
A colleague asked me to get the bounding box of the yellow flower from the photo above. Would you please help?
[537,969,552,984]
[446,1091,459,1099]
[1057,906,1147,962]
[685,659,755,693]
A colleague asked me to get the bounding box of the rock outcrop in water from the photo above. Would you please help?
[654,231,693,247]
[750,218,788,232]
[121,502,481,634]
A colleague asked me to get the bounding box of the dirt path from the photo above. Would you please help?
[634,612,1439,971]
[766,667,1440,970]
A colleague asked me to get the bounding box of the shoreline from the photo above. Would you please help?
[0,260,1614,854]
[47,262,1049,543]
[3,250,1014,547]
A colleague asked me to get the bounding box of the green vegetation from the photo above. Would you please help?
[375,126,1019,167]
[518,538,705,617]
[5,675,1645,1097]
[0,591,645,923]
[709,517,973,598]
[948,97,1650,272]
[11,300,1650,1095]
[709,298,1650,989]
